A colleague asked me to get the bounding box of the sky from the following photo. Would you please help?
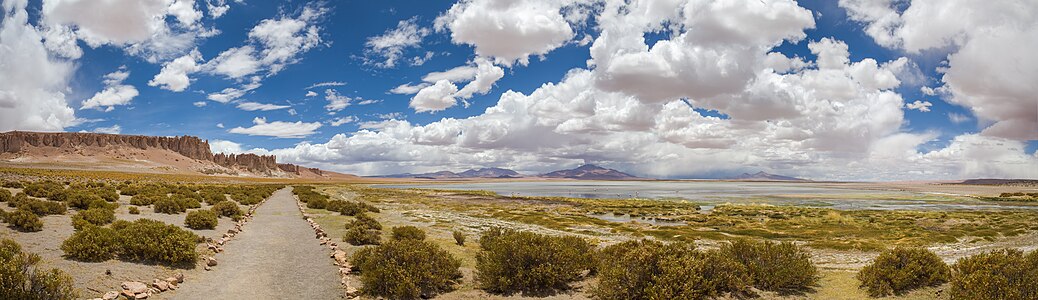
[0,0,1036,180]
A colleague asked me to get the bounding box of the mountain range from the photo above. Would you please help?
[376,167,521,179]
[726,171,807,181]
[541,164,639,180]
[376,164,639,180]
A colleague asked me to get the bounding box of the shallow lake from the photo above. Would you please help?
[378,181,1037,211]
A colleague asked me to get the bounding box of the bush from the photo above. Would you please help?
[0,189,12,202]
[153,198,185,214]
[66,191,103,210]
[185,210,218,230]
[178,197,202,209]
[130,193,164,206]
[211,201,242,218]
[391,226,427,241]
[453,230,466,246]
[343,227,382,246]
[115,219,199,264]
[1,239,77,300]
[14,198,66,216]
[352,239,462,299]
[306,195,327,209]
[60,226,118,261]
[949,249,1038,300]
[475,228,595,295]
[720,239,818,294]
[349,213,382,230]
[128,206,140,214]
[2,180,23,188]
[594,240,749,300]
[71,208,115,230]
[857,247,950,297]
[4,209,43,232]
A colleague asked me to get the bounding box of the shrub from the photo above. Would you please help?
[453,230,466,246]
[66,191,103,210]
[211,201,242,218]
[153,198,185,214]
[306,195,327,209]
[352,239,462,299]
[720,239,818,294]
[857,247,950,297]
[594,240,749,300]
[475,228,595,295]
[0,189,12,202]
[128,206,139,214]
[130,193,165,206]
[115,219,199,264]
[949,249,1038,300]
[185,210,218,230]
[60,226,118,261]
[4,209,43,232]
[349,213,382,230]
[0,239,77,300]
[71,208,116,230]
[391,226,427,241]
[2,180,23,188]
[343,227,382,246]
[15,198,66,216]
[177,197,202,209]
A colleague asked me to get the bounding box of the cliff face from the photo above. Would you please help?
[278,163,322,176]
[0,131,279,172]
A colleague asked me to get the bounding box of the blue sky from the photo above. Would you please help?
[1,0,1036,179]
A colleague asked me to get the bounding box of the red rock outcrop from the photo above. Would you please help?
[277,163,322,176]
[0,131,280,173]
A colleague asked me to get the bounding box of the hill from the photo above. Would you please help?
[541,164,638,180]
[727,171,807,181]
[376,167,521,179]
[0,131,352,179]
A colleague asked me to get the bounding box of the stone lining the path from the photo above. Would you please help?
[297,198,359,299]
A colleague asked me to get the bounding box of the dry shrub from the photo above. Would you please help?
[352,239,462,299]
[857,247,950,297]
[475,228,595,295]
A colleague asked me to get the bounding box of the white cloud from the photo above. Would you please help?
[396,57,504,110]
[357,99,381,105]
[91,124,122,134]
[905,100,932,112]
[455,57,505,100]
[236,101,290,111]
[209,139,243,154]
[228,117,322,138]
[305,91,318,97]
[215,122,224,128]
[306,81,346,90]
[81,68,139,111]
[389,83,430,95]
[324,89,351,111]
[208,45,260,79]
[948,112,970,124]
[329,116,357,126]
[0,1,77,132]
[207,79,260,103]
[422,65,477,83]
[205,0,230,19]
[410,80,458,113]
[193,101,207,107]
[365,17,430,68]
[840,0,1038,140]
[149,49,202,91]
[435,0,580,66]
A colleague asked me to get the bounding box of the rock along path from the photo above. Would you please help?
[169,187,341,299]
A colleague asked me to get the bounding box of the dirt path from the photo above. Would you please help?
[167,188,341,299]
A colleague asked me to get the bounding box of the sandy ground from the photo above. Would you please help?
[0,189,239,298]
[166,188,342,299]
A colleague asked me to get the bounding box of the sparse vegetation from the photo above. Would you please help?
[212,200,242,218]
[60,226,118,261]
[391,226,427,241]
[62,219,199,265]
[185,209,218,230]
[352,239,462,299]
[71,208,116,230]
[153,197,186,214]
[453,230,465,246]
[595,240,749,300]
[949,249,1038,300]
[720,239,818,294]
[475,228,595,295]
[1,239,77,300]
[4,209,43,232]
[857,247,950,297]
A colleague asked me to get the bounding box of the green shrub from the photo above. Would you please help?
[60,226,118,261]
[1,239,77,300]
[14,198,66,216]
[153,198,185,214]
[185,210,218,230]
[349,213,382,230]
[4,209,43,232]
[130,193,164,206]
[2,180,23,188]
[306,195,327,209]
[391,226,427,241]
[453,230,466,246]
[128,206,140,214]
[352,239,462,299]
[720,239,818,294]
[71,208,115,230]
[475,228,595,295]
[115,219,199,264]
[949,249,1038,300]
[343,227,382,246]
[594,240,749,300]
[0,189,12,202]
[66,191,103,210]
[857,247,950,297]
[177,197,202,209]
[211,201,242,218]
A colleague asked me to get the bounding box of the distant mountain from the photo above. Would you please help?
[727,171,807,181]
[541,164,638,180]
[375,167,521,179]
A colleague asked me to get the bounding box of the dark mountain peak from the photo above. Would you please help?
[377,167,521,179]
[542,164,638,180]
[574,164,605,171]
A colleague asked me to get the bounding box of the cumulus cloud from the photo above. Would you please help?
[905,100,932,112]
[435,0,582,66]
[91,124,122,134]
[228,117,322,138]
[209,139,243,154]
[324,89,351,111]
[329,116,357,126]
[236,101,290,111]
[948,112,970,124]
[840,0,1038,140]
[410,80,459,113]
[81,68,139,111]
[149,49,202,91]
[0,0,77,132]
[389,83,430,95]
[305,90,318,97]
[364,17,430,68]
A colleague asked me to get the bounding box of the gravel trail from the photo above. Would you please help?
[168,187,341,299]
